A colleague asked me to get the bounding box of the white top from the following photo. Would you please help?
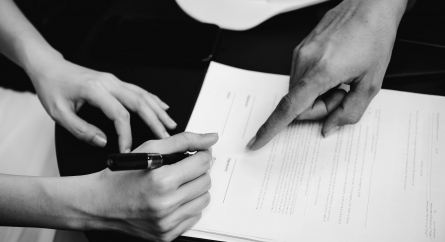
[176,0,328,31]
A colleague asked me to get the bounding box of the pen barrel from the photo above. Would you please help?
[161,153,191,165]
[107,153,162,171]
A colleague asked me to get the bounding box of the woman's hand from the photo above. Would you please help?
[91,132,217,241]
[248,0,409,150]
[29,57,177,153]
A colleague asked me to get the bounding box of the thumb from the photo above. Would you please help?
[322,80,379,137]
[56,106,108,147]
[134,132,219,154]
[297,88,347,120]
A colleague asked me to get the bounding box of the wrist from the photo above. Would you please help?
[339,0,409,29]
[21,43,65,87]
[62,169,124,232]
[40,172,108,231]
[0,174,99,230]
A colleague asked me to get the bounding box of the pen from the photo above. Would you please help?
[107,153,192,171]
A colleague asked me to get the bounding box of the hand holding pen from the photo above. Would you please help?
[98,132,218,241]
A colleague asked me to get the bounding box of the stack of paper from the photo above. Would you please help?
[185,62,445,242]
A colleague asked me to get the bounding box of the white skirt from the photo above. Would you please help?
[0,87,57,242]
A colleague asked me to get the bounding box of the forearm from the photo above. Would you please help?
[0,173,104,230]
[0,0,63,80]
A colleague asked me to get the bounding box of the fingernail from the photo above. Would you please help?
[324,126,339,138]
[169,119,177,127]
[93,134,107,147]
[125,148,131,153]
[162,103,170,109]
[208,157,216,172]
[204,132,218,137]
[246,136,256,150]
[164,131,170,138]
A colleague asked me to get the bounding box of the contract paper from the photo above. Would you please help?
[184,62,445,242]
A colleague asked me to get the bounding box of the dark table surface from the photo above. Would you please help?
[55,0,445,241]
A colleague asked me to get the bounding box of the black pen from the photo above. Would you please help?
[107,153,193,171]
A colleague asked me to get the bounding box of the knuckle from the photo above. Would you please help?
[48,102,65,120]
[193,213,203,224]
[276,95,295,114]
[295,42,334,77]
[52,101,64,112]
[151,205,167,221]
[195,151,212,166]
[157,218,174,235]
[99,72,116,81]
[342,111,363,125]
[292,77,310,91]
[367,83,381,98]
[297,46,311,60]
[203,174,212,191]
[71,122,88,139]
[117,108,130,121]
[177,132,192,143]
[135,98,146,110]
[296,42,318,60]
[153,175,176,194]
[150,198,173,219]
[202,192,211,207]
[158,233,174,242]
[94,73,120,91]
[85,78,104,90]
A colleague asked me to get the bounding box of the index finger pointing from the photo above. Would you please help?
[248,80,319,151]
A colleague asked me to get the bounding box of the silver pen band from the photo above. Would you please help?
[147,154,163,169]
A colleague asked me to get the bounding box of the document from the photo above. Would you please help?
[184,62,445,242]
